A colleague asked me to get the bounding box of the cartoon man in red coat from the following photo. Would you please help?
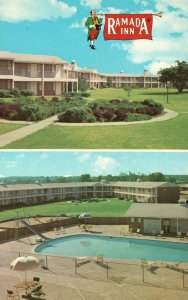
[85,10,103,50]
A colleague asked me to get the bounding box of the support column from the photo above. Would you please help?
[12,61,15,89]
[66,82,68,93]
[42,64,44,97]
[71,82,74,92]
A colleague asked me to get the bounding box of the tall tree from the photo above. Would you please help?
[80,174,92,182]
[158,60,188,93]
[148,172,166,182]
[78,76,89,92]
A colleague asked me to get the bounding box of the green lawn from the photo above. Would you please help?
[0,198,132,222]
[1,88,188,149]
[0,123,26,135]
[4,113,188,149]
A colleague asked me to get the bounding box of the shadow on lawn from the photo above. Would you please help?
[140,91,188,96]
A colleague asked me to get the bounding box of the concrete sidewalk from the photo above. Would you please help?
[54,109,178,127]
[0,115,58,148]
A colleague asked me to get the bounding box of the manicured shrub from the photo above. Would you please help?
[142,99,163,111]
[115,108,127,121]
[58,107,92,123]
[81,92,91,97]
[0,89,10,98]
[21,90,34,96]
[0,103,21,119]
[126,113,151,122]
[146,106,161,116]
[65,96,72,102]
[109,99,121,104]
[92,109,102,120]
[11,88,21,97]
[102,108,115,121]
[51,96,59,102]
[136,107,147,114]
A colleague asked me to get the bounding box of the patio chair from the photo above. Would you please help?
[177,231,182,238]
[136,228,141,234]
[33,277,40,283]
[94,256,104,264]
[7,290,20,299]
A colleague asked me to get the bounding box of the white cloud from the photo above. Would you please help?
[69,17,87,31]
[93,156,118,174]
[133,0,148,6]
[6,161,18,168]
[146,61,171,75]
[77,153,91,163]
[112,7,188,74]
[101,7,124,14]
[0,174,5,178]
[155,0,188,15]
[80,0,102,9]
[0,0,77,22]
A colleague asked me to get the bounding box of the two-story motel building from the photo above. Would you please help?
[0,51,160,96]
[0,181,179,208]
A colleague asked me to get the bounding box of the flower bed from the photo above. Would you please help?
[58,98,164,123]
[0,95,164,123]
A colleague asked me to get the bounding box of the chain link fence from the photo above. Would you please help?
[0,249,188,290]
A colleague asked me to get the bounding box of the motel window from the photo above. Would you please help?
[138,218,141,223]
[131,218,135,223]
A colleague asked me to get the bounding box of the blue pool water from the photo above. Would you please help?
[35,234,188,262]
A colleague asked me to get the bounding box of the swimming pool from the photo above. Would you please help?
[35,234,188,262]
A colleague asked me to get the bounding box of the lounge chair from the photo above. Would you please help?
[7,290,19,299]
[136,229,141,234]
[177,232,182,238]
[158,230,164,237]
[33,277,40,283]
[94,256,104,264]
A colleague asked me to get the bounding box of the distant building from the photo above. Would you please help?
[125,202,188,234]
[0,181,179,208]
[112,182,180,203]
[0,51,161,96]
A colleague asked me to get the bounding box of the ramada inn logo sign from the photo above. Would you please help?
[104,14,153,40]
[85,11,162,50]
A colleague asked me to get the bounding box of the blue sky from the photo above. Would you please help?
[0,0,187,74]
[0,151,188,177]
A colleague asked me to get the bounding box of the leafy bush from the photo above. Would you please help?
[65,96,72,102]
[145,106,162,116]
[126,113,151,122]
[109,99,121,104]
[11,88,21,97]
[21,90,34,96]
[51,97,59,102]
[81,92,91,97]
[0,103,21,119]
[142,99,163,111]
[92,109,102,120]
[115,108,127,121]
[0,89,10,98]
[58,107,93,123]
[102,108,115,121]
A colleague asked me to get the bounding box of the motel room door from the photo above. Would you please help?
[144,219,161,234]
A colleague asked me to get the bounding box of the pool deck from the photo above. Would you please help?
[0,225,188,300]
